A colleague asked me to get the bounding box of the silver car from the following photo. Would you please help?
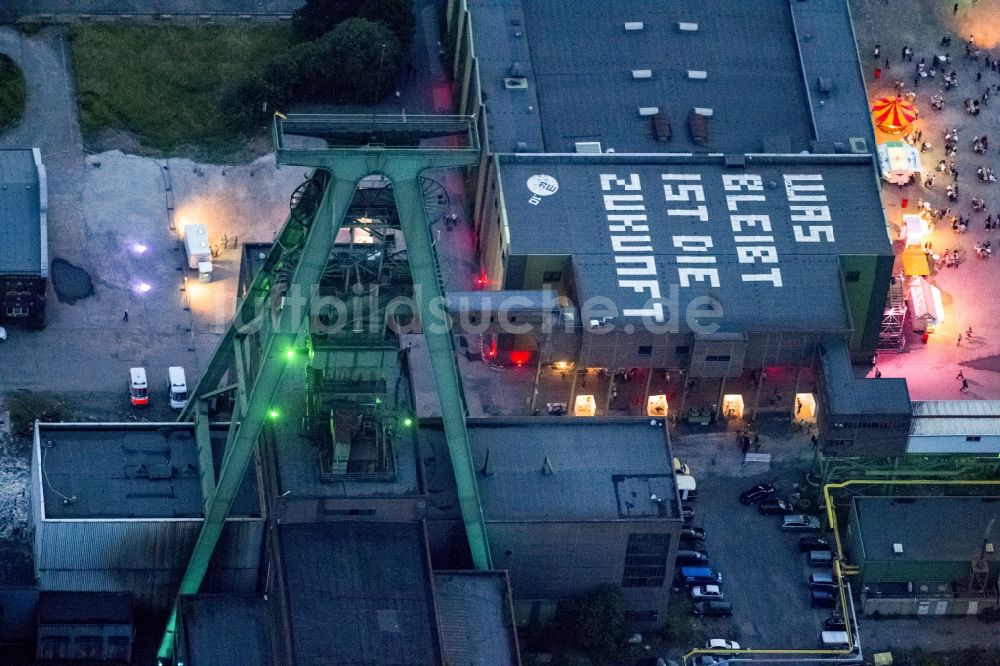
[781,514,821,531]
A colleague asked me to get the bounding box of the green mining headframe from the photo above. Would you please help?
[158,114,487,663]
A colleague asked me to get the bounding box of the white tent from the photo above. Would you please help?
[877,141,922,185]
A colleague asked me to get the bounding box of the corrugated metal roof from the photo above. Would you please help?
[0,149,43,275]
[279,522,442,666]
[434,573,519,666]
[179,595,273,666]
[910,417,1000,437]
[912,400,1000,417]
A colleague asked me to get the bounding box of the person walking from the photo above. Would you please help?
[957,368,965,380]
[123,310,129,323]
[966,326,974,340]
[874,44,881,59]
[957,334,962,346]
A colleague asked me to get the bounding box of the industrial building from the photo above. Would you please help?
[30,423,263,610]
[0,148,48,328]
[846,496,1000,617]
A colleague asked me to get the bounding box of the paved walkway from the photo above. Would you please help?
[852,0,1000,401]
[1,1,303,22]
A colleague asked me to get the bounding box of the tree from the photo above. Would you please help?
[554,585,627,656]
[295,18,403,103]
[293,0,416,47]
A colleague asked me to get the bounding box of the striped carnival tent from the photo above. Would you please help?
[872,96,918,134]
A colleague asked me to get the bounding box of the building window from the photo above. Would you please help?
[624,610,659,623]
[675,345,690,355]
[39,637,69,659]
[638,345,653,356]
[542,271,563,282]
[106,637,131,661]
[622,533,669,588]
[705,355,731,362]
[966,436,982,442]
[76,636,103,659]
[844,271,861,282]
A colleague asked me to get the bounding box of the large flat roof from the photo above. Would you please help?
[499,153,890,333]
[36,423,260,519]
[854,496,1000,563]
[0,149,44,276]
[471,0,870,155]
[467,418,677,521]
[279,522,442,666]
[178,595,273,666]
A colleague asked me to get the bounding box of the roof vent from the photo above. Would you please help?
[632,69,653,80]
[624,21,644,31]
[509,61,525,77]
[638,106,660,116]
[515,141,530,153]
[687,70,708,80]
[504,77,528,90]
[817,77,834,93]
[693,107,714,117]
[575,141,603,153]
[541,456,555,475]
[893,542,904,554]
[849,137,869,153]
[987,543,996,554]
[678,22,699,32]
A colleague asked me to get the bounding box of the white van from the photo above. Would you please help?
[168,366,188,410]
[820,630,850,649]
[677,474,697,501]
[129,367,149,407]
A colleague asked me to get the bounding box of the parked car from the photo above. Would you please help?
[757,498,796,515]
[739,482,776,505]
[691,584,725,600]
[678,566,723,586]
[809,572,837,589]
[799,536,830,552]
[692,600,733,617]
[681,526,706,543]
[692,657,728,666]
[782,514,821,531]
[808,550,834,567]
[676,549,710,566]
[811,588,838,608]
[705,639,741,651]
[682,504,695,523]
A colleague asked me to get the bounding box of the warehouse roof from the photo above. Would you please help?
[0,148,46,276]
[434,573,520,666]
[854,496,1000,563]
[470,0,871,154]
[178,595,273,666]
[820,341,911,415]
[38,591,133,625]
[468,419,677,521]
[36,424,260,519]
[498,153,889,333]
[279,522,442,666]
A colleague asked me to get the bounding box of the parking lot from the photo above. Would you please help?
[668,423,842,657]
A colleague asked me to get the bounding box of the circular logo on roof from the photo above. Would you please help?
[527,174,559,197]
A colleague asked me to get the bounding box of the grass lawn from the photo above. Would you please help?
[0,54,26,134]
[72,24,299,161]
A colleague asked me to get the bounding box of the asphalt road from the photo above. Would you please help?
[671,428,837,654]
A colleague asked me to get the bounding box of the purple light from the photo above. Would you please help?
[134,282,152,294]
[133,243,149,255]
